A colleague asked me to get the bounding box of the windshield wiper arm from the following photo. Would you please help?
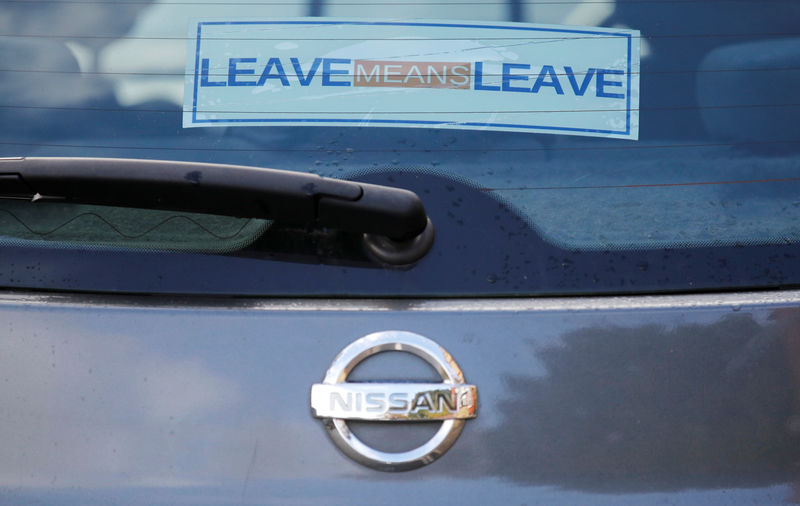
[0,157,434,263]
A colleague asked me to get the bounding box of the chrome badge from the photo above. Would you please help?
[310,331,478,471]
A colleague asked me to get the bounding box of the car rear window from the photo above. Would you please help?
[1,0,799,295]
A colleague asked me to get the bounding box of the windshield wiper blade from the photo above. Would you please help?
[0,157,434,263]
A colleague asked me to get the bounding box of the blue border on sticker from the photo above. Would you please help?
[191,20,633,136]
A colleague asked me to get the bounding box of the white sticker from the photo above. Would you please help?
[183,19,640,140]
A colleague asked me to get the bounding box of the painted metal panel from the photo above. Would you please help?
[0,291,798,504]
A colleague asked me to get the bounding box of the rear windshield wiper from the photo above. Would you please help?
[0,157,434,264]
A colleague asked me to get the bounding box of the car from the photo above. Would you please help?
[1,0,799,504]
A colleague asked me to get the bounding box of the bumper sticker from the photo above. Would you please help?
[183,19,640,139]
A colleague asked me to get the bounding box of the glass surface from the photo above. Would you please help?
[0,0,798,294]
